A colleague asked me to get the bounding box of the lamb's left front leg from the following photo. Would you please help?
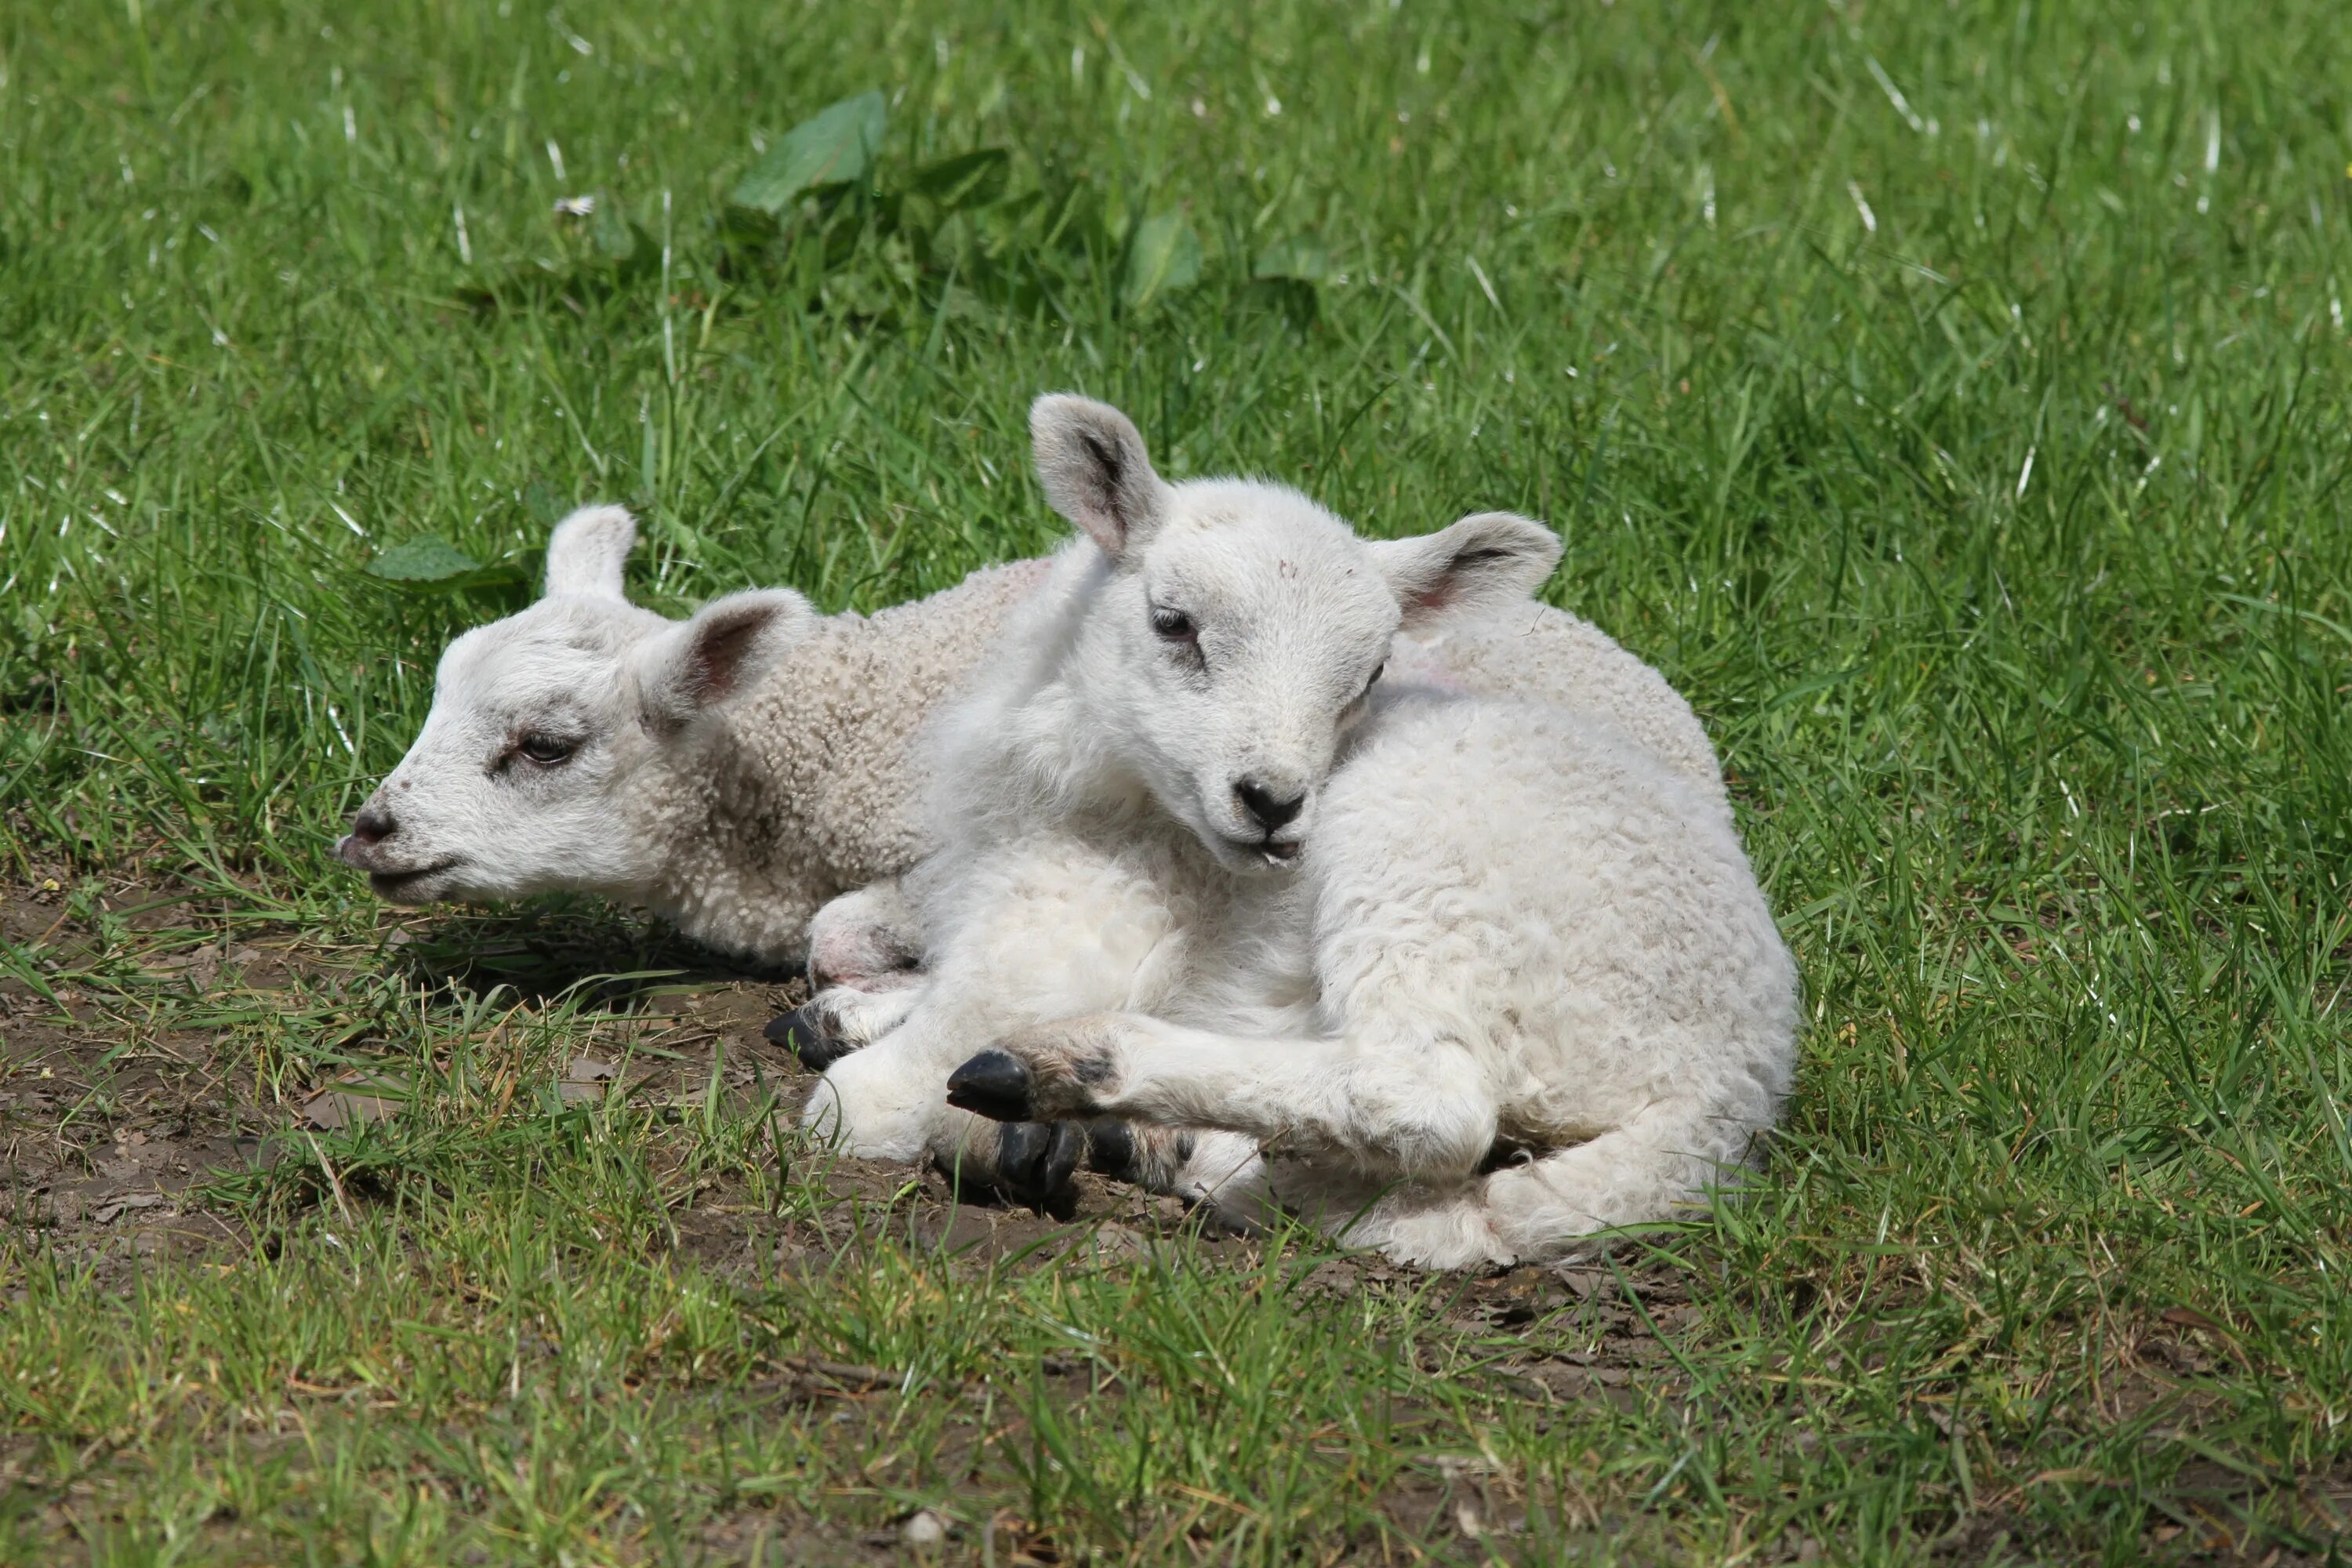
[949,1014,1500,1183]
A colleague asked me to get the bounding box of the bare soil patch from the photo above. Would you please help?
[1,867,1671,1344]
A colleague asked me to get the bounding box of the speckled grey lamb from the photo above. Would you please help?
[336,506,1044,965]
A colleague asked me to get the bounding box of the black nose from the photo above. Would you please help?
[350,806,397,846]
[1233,779,1305,832]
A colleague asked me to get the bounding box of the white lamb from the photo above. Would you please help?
[802,397,1798,1268]
[334,503,1044,970]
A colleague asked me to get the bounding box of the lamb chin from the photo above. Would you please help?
[368,863,460,903]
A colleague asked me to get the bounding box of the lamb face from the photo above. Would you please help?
[1069,481,1394,871]
[336,505,813,906]
[339,597,661,903]
[1030,396,1564,874]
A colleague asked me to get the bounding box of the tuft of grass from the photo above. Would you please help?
[2,0,2349,1562]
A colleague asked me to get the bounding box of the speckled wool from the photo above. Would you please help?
[336,504,1046,967]
[629,554,1054,960]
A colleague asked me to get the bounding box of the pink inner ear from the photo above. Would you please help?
[1405,543,1518,618]
[1406,577,1457,615]
[689,609,770,700]
[1071,433,1132,554]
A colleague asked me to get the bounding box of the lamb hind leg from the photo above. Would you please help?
[1479,1102,1762,1257]
[1265,1165,1512,1270]
[958,1018,1768,1257]
[949,1117,1261,1211]
[1080,1121,1269,1211]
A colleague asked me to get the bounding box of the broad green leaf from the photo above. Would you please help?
[363,538,528,593]
[909,148,1011,210]
[729,90,887,214]
[1253,236,1331,284]
[1121,211,1201,310]
[364,538,482,583]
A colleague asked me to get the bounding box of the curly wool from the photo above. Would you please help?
[634,558,1051,960]
[337,501,1047,969]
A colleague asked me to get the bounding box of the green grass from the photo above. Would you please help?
[4,0,2350,1561]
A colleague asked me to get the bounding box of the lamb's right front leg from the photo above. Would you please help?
[951,1013,1501,1179]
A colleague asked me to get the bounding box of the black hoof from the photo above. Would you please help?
[765,1003,850,1073]
[1082,1117,1138,1181]
[994,1120,1085,1210]
[946,1050,1035,1122]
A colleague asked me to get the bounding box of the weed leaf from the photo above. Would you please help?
[363,538,482,583]
[730,90,887,214]
[363,538,528,593]
[1122,211,1201,310]
[590,198,641,262]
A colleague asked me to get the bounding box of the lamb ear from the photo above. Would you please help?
[1029,394,1170,561]
[638,588,815,728]
[1372,511,1563,630]
[544,505,637,601]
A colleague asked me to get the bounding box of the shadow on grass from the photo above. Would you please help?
[383,893,800,1011]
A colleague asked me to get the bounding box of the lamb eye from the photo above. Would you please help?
[517,733,576,766]
[1150,607,1197,643]
[1360,661,1385,699]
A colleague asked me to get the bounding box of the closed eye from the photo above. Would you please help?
[516,732,578,766]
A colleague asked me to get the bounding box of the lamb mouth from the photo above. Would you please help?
[367,861,462,899]
[1221,833,1302,869]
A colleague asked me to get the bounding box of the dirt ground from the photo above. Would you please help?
[0,863,1676,1341]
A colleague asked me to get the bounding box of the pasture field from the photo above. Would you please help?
[3,0,2350,1561]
